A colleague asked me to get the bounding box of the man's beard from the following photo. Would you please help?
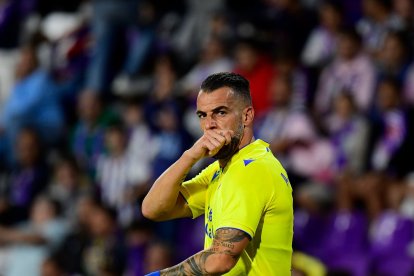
[212,124,244,160]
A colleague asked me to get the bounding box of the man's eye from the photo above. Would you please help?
[218,111,226,116]
[197,114,206,119]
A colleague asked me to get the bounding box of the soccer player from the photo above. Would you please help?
[142,72,293,275]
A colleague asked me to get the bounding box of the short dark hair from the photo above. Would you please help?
[322,0,344,16]
[370,0,392,10]
[200,72,252,106]
[338,26,362,45]
[95,203,118,222]
[379,75,403,94]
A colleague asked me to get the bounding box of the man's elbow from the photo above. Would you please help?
[141,202,158,221]
[141,201,167,222]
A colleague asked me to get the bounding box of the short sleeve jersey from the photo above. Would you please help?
[180,139,293,275]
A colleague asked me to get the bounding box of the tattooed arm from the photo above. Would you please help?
[159,228,250,275]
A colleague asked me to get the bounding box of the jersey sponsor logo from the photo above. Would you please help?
[208,207,213,222]
[205,206,215,238]
[205,222,215,238]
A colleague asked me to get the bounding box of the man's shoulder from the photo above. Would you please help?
[228,151,283,181]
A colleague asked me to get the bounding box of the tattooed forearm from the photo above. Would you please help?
[159,228,249,275]
[160,251,215,276]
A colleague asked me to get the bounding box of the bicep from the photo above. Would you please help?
[210,228,250,260]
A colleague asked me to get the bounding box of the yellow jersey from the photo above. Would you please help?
[180,139,293,275]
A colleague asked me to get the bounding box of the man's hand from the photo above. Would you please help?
[185,130,233,161]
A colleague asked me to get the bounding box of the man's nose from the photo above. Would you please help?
[205,116,217,130]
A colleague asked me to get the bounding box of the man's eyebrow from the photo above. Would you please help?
[212,106,230,113]
[196,106,229,116]
[196,110,206,116]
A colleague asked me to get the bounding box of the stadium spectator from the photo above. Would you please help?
[96,123,147,225]
[180,36,233,96]
[357,0,402,56]
[82,203,126,276]
[0,128,49,225]
[143,241,173,274]
[324,92,370,176]
[169,0,225,64]
[125,219,155,276]
[53,195,99,275]
[121,101,155,194]
[403,63,414,105]
[0,0,36,108]
[234,39,275,116]
[315,27,376,116]
[375,31,411,82]
[391,0,414,50]
[84,0,139,94]
[302,0,344,68]
[0,43,64,163]
[339,77,409,219]
[40,256,65,276]
[151,105,192,180]
[112,1,157,87]
[70,90,117,178]
[370,77,408,174]
[263,0,317,57]
[47,158,90,223]
[274,50,309,110]
[142,55,182,132]
[256,75,328,184]
[0,196,69,276]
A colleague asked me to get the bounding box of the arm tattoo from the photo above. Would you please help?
[213,227,249,256]
[160,251,215,276]
[160,228,249,275]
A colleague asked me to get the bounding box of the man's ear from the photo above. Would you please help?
[243,106,254,126]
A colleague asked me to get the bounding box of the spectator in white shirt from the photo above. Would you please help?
[96,124,148,226]
[315,27,376,116]
[302,0,344,68]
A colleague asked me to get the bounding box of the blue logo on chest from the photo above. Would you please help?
[211,170,220,182]
[243,158,255,166]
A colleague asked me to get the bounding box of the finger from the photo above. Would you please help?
[206,130,226,146]
[222,131,232,145]
[217,129,233,145]
[202,139,218,155]
[203,134,222,150]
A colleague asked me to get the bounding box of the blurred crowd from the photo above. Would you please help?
[0,0,414,275]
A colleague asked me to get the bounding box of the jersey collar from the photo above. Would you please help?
[221,139,269,170]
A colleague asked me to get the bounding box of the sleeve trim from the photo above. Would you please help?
[179,187,190,203]
[215,222,254,240]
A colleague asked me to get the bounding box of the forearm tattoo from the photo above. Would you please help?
[160,228,249,275]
